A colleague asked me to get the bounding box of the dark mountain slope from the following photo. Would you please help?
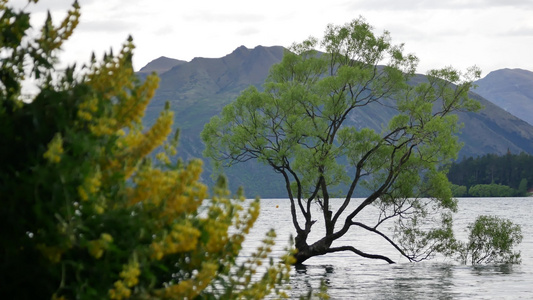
[474,68,533,125]
[456,92,533,158]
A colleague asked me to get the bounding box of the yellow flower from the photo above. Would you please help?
[88,169,102,194]
[150,242,164,260]
[100,233,113,243]
[77,169,102,202]
[94,203,105,214]
[119,261,141,287]
[89,117,118,136]
[87,233,113,259]
[109,280,131,300]
[155,152,170,164]
[87,241,104,259]
[162,262,217,299]
[43,133,64,163]
[77,110,93,121]
[77,186,89,201]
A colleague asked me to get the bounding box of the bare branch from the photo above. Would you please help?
[352,222,413,262]
[274,164,303,234]
[326,246,395,264]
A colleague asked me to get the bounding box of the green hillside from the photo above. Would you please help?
[139,47,533,197]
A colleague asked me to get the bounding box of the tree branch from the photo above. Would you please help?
[326,246,395,264]
[274,164,303,233]
[352,222,413,262]
[283,162,309,221]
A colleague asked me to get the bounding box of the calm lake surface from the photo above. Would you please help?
[241,197,533,299]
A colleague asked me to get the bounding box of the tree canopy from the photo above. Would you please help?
[0,1,292,298]
[202,18,484,264]
[456,215,522,265]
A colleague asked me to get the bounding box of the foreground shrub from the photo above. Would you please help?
[0,1,291,298]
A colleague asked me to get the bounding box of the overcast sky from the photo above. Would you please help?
[11,0,533,77]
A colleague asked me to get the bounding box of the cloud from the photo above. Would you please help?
[481,0,533,8]
[77,20,138,33]
[152,25,176,37]
[342,0,533,11]
[496,26,533,37]
[236,27,261,37]
[8,0,101,13]
[183,11,266,23]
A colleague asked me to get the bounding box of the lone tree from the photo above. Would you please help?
[202,18,483,265]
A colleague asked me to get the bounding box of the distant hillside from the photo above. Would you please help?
[145,45,285,126]
[141,46,286,197]
[139,46,533,197]
[474,68,533,125]
[137,56,186,74]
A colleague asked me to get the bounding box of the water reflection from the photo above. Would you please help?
[294,264,335,275]
[287,262,527,299]
[385,264,456,300]
[471,263,516,275]
[290,264,335,298]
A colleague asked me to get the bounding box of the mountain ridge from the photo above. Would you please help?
[138,46,533,197]
[137,56,186,74]
[474,68,533,125]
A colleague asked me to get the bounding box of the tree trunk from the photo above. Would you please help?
[293,234,332,265]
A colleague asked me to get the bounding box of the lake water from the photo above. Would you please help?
[241,197,533,299]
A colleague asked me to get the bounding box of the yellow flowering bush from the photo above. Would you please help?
[0,1,292,299]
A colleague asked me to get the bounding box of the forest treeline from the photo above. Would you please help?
[447,152,533,197]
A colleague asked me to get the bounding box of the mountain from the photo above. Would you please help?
[137,56,186,74]
[474,68,533,125]
[144,45,284,125]
[139,46,533,197]
[141,46,286,197]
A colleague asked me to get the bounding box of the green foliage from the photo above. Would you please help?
[450,181,528,199]
[447,152,533,193]
[468,183,518,197]
[0,1,292,299]
[451,184,468,197]
[453,216,523,265]
[202,17,483,264]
